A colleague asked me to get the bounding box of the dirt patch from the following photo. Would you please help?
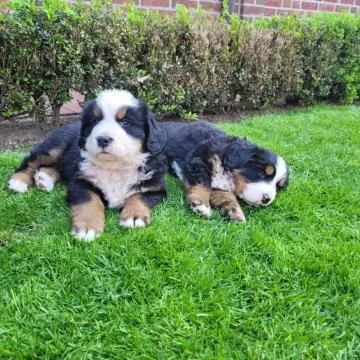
[0,104,301,152]
[0,116,75,152]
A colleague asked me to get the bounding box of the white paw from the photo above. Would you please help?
[71,229,99,242]
[35,170,55,192]
[120,217,148,228]
[8,178,29,193]
[228,208,246,223]
[191,203,212,217]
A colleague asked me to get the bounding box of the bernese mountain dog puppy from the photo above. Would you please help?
[8,89,167,241]
[160,121,289,222]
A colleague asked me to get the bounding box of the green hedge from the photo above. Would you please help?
[1,0,359,122]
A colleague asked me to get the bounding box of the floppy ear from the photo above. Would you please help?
[277,166,290,191]
[223,141,255,170]
[146,111,167,154]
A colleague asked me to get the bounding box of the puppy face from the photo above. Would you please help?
[79,89,166,163]
[224,141,289,206]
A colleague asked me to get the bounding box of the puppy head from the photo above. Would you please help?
[224,139,289,206]
[79,89,166,163]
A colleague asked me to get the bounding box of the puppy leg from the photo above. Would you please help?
[68,181,105,241]
[120,194,151,228]
[185,184,212,217]
[34,167,60,192]
[9,149,62,193]
[210,190,246,222]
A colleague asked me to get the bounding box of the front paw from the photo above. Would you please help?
[119,215,150,228]
[71,227,103,241]
[190,200,212,217]
[227,207,246,223]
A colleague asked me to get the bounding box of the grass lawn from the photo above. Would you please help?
[0,104,359,359]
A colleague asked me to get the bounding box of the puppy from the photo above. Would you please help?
[8,89,167,240]
[160,121,289,222]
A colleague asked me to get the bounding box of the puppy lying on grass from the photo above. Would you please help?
[160,121,289,222]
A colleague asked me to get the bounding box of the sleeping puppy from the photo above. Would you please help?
[8,89,167,241]
[160,121,289,222]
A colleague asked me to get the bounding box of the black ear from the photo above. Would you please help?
[223,141,255,170]
[146,111,167,154]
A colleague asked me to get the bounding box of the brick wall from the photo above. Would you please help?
[113,0,360,19]
[1,0,359,19]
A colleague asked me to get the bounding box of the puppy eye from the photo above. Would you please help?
[121,119,129,126]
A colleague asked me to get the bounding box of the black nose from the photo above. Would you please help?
[96,136,113,148]
[261,194,271,205]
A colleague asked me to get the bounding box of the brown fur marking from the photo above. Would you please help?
[233,174,247,194]
[71,193,105,234]
[210,190,245,222]
[11,148,64,187]
[10,171,34,186]
[185,184,211,207]
[116,107,128,120]
[265,164,275,176]
[120,193,151,224]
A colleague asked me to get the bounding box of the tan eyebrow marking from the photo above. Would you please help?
[265,164,275,176]
[116,108,128,120]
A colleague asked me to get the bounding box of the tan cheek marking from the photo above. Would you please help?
[233,174,247,194]
[71,193,105,234]
[265,164,275,176]
[120,194,151,223]
[185,184,211,207]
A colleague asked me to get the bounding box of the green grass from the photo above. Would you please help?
[0,104,359,359]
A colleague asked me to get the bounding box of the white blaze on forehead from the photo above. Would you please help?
[96,89,138,116]
[85,89,143,160]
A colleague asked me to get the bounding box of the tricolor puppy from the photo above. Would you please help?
[160,121,289,222]
[8,89,167,241]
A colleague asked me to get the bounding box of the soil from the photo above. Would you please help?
[0,105,299,152]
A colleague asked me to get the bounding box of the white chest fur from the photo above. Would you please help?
[79,155,152,208]
[210,156,234,192]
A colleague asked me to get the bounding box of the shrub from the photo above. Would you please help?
[259,13,360,104]
[0,0,359,122]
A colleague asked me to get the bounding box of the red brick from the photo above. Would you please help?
[141,0,169,6]
[262,0,282,5]
[325,0,339,3]
[282,0,292,7]
[113,0,140,4]
[319,3,335,9]
[172,0,198,8]
[356,0,360,5]
[292,0,301,8]
[200,1,222,11]
[350,5,357,11]
[335,3,350,9]
[276,8,298,13]
[243,4,276,15]
[340,0,354,4]
[302,1,318,9]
